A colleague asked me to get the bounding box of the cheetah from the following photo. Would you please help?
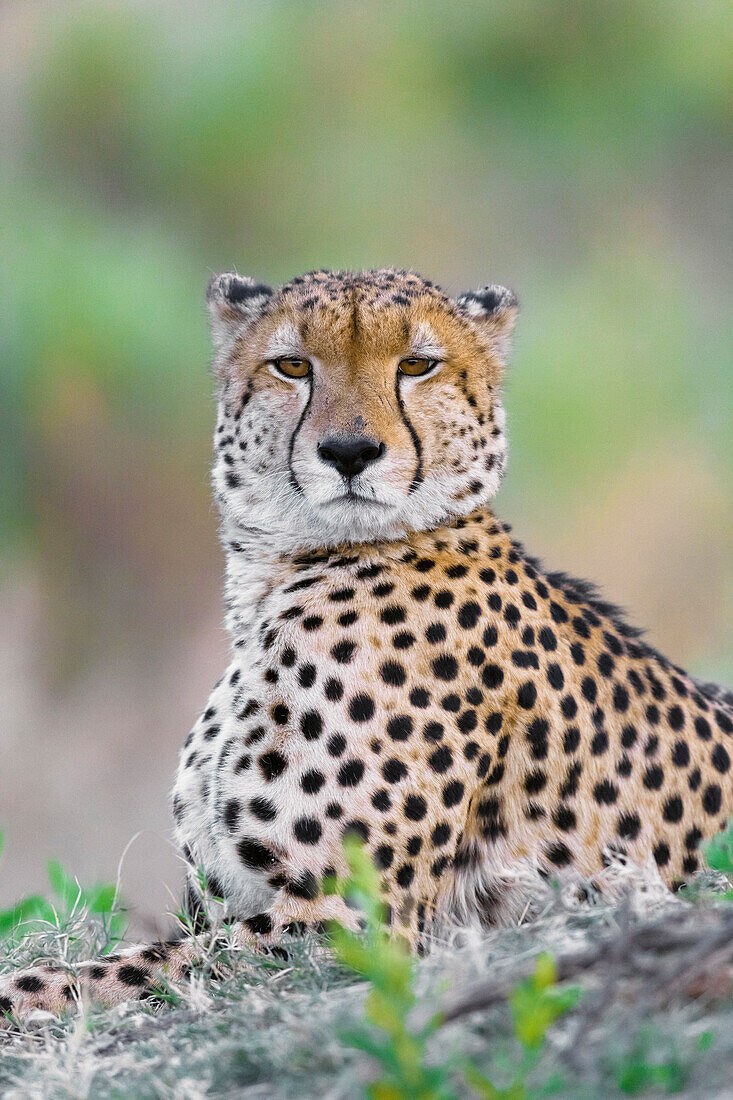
[2,267,731,1022]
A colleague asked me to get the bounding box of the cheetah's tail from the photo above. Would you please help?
[0,937,201,1026]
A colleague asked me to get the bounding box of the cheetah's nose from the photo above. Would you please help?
[317,436,386,479]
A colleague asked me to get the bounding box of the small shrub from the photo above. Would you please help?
[330,837,579,1099]
[0,829,125,951]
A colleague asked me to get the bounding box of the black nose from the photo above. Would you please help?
[317,436,386,478]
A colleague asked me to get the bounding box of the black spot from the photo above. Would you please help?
[546,841,572,867]
[381,605,407,625]
[259,750,287,780]
[393,631,416,649]
[702,784,722,815]
[301,769,325,794]
[431,823,451,846]
[327,734,347,757]
[653,842,670,867]
[325,678,344,701]
[293,817,322,844]
[517,682,537,709]
[301,711,323,740]
[404,794,427,821]
[428,746,453,773]
[524,769,547,794]
[329,586,355,603]
[338,759,365,786]
[485,711,502,734]
[581,677,597,704]
[375,845,394,869]
[426,623,447,644]
[250,796,277,822]
[457,602,481,629]
[563,727,580,753]
[298,664,317,688]
[224,799,241,833]
[712,743,730,773]
[387,715,413,741]
[349,694,375,721]
[643,765,664,791]
[593,780,618,805]
[618,812,641,840]
[663,796,684,823]
[715,709,732,735]
[381,661,406,686]
[424,721,444,742]
[332,641,356,664]
[382,758,408,783]
[433,655,459,680]
[457,709,478,734]
[553,805,576,831]
[482,663,504,689]
[410,688,430,708]
[526,717,549,760]
[372,789,391,811]
[504,604,521,627]
[512,650,539,670]
[246,913,274,935]
[671,741,690,767]
[561,695,577,719]
[668,705,685,731]
[621,725,638,748]
[442,780,464,807]
[118,965,149,988]
[16,974,45,993]
[572,617,591,639]
[597,652,615,677]
[694,716,712,741]
[613,685,630,712]
[570,643,585,665]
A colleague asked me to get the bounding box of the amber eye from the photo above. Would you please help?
[398,357,436,377]
[274,358,311,379]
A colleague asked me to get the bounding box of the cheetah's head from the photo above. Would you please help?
[207,269,517,550]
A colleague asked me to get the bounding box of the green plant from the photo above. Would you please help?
[461,954,579,1099]
[329,838,579,1100]
[0,830,125,949]
[612,1028,689,1095]
[328,836,451,1099]
[703,817,733,897]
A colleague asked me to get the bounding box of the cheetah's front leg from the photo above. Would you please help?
[233,891,363,951]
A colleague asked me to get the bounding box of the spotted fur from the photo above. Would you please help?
[2,268,730,1022]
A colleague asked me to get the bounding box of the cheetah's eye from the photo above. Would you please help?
[398,357,438,377]
[273,358,312,379]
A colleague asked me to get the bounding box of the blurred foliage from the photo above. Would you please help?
[330,836,579,1098]
[0,830,124,950]
[1,0,730,674]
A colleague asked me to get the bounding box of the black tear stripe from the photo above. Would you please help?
[288,376,314,493]
[395,376,424,494]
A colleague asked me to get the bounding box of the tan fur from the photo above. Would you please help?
[1,268,729,1023]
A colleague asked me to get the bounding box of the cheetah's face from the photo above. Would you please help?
[208,269,517,549]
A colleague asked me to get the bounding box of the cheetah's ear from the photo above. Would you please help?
[456,284,518,364]
[206,272,274,351]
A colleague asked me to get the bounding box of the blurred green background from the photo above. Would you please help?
[1,0,730,933]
